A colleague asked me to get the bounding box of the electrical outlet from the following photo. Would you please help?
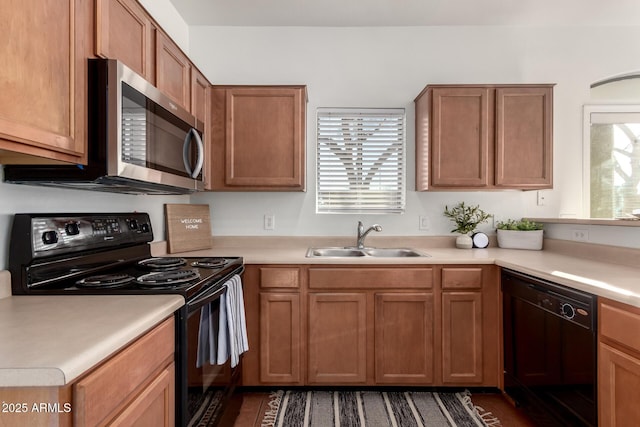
[537,191,545,206]
[419,216,430,230]
[264,214,275,230]
[571,229,589,242]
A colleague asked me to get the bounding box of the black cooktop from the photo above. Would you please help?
[24,255,243,299]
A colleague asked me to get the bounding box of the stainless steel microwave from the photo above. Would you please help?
[4,59,205,194]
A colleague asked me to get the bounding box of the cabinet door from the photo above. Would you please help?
[0,0,86,163]
[156,31,191,111]
[599,343,640,427]
[108,362,175,427]
[260,292,302,384]
[495,86,553,188]
[211,86,306,191]
[374,293,434,384]
[430,87,492,188]
[308,293,367,384]
[441,292,483,384]
[191,67,210,124]
[95,0,154,82]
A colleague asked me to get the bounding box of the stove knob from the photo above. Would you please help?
[561,303,576,320]
[65,222,80,236]
[140,223,150,233]
[42,230,58,245]
[128,219,139,230]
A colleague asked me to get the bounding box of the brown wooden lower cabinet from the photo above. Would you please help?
[107,362,175,427]
[260,292,302,384]
[242,264,500,388]
[374,292,434,384]
[0,317,175,427]
[598,297,640,426]
[598,343,640,426]
[73,317,174,426]
[441,291,483,384]
[308,292,367,384]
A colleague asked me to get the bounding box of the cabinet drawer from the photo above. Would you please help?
[309,268,432,289]
[600,299,640,355]
[260,267,300,288]
[442,268,483,290]
[74,317,175,426]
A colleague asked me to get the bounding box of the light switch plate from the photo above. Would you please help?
[419,216,430,230]
[264,214,275,230]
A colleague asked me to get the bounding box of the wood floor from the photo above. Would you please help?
[233,389,537,427]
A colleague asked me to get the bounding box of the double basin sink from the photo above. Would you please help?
[306,247,430,258]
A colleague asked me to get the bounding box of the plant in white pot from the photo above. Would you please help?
[496,219,544,250]
[443,202,491,249]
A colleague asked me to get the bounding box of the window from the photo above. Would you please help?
[316,108,405,214]
[584,105,640,218]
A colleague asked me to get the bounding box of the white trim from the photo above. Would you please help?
[582,103,640,217]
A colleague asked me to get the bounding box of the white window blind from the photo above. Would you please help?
[316,108,406,213]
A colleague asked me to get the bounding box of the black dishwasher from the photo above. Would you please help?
[502,269,597,427]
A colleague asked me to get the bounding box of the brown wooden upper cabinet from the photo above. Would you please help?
[209,86,307,191]
[191,67,210,125]
[96,0,209,116]
[155,30,191,112]
[95,0,155,82]
[415,84,554,190]
[1,0,209,165]
[0,0,91,164]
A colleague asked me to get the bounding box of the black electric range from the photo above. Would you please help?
[8,212,245,427]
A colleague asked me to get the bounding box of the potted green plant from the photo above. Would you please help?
[495,219,544,250]
[443,202,491,249]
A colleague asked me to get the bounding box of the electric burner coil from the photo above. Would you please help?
[76,274,135,289]
[191,257,228,269]
[138,257,187,270]
[136,269,201,288]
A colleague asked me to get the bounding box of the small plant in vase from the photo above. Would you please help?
[443,202,491,249]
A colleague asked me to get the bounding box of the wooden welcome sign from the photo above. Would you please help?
[164,204,213,253]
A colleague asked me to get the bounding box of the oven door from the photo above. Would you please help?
[181,286,242,427]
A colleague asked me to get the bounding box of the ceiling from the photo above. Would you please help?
[169,0,640,27]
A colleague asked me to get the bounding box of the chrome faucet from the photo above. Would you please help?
[356,221,382,249]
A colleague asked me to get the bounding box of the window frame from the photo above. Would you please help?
[583,103,640,217]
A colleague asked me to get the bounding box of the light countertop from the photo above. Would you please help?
[3,235,640,388]
[159,236,640,308]
[0,294,184,387]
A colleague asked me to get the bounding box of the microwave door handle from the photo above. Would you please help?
[182,130,194,176]
[182,128,204,179]
[191,129,204,178]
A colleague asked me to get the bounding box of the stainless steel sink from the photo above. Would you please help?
[306,247,429,258]
[306,247,367,257]
[363,248,427,257]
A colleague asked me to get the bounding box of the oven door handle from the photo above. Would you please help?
[187,266,245,312]
[189,285,226,311]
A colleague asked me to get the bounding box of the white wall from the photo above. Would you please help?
[187,25,640,246]
[138,0,189,54]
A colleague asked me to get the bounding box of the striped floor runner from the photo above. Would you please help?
[262,390,501,427]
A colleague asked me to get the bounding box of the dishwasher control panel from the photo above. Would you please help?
[502,269,595,330]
